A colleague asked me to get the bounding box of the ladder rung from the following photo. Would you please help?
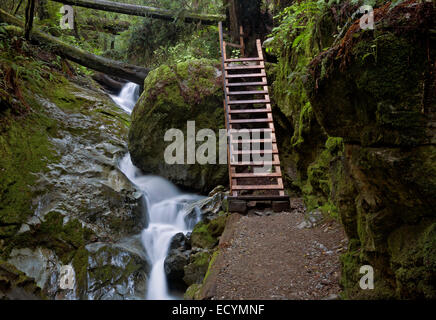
[228,98,270,105]
[227,90,268,95]
[231,149,278,155]
[228,108,271,114]
[232,184,283,190]
[226,81,267,87]
[232,172,282,178]
[229,128,274,133]
[225,57,263,63]
[226,72,266,79]
[226,65,264,70]
[230,160,280,166]
[229,118,272,124]
[231,139,276,144]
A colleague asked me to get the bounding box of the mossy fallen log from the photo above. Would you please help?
[51,0,226,25]
[82,17,131,34]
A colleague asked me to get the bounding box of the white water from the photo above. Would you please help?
[112,82,203,300]
[110,82,140,113]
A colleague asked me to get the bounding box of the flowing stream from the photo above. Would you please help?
[111,82,202,300]
[110,82,140,113]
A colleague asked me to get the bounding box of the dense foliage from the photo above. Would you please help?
[0,0,224,68]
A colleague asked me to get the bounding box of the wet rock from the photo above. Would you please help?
[0,69,147,300]
[0,260,45,300]
[184,186,229,223]
[164,233,193,292]
[83,240,148,300]
[164,249,190,292]
[7,247,64,299]
[168,233,191,251]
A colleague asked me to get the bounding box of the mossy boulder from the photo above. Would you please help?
[129,59,227,193]
[306,2,436,299]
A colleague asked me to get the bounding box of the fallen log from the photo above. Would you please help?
[92,72,125,94]
[51,0,226,25]
[0,8,149,85]
[82,17,130,34]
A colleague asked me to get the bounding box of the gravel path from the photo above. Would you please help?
[202,199,348,300]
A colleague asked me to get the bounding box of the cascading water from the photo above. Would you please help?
[110,82,140,113]
[119,155,202,299]
[112,82,203,300]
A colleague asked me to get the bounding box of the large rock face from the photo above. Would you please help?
[128,59,227,193]
[0,39,148,300]
[306,2,435,299]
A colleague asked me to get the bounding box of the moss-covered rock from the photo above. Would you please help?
[184,283,202,300]
[183,251,211,286]
[267,0,435,299]
[306,2,436,299]
[83,242,148,300]
[128,59,227,193]
[191,215,227,249]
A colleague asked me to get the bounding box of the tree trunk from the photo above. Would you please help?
[92,72,125,94]
[37,0,49,20]
[82,18,130,34]
[72,8,79,39]
[225,0,239,42]
[14,0,24,15]
[50,0,225,25]
[0,8,150,85]
[24,0,35,40]
[224,0,272,56]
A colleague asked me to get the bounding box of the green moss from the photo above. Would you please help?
[72,246,89,297]
[184,283,202,300]
[202,249,219,285]
[300,135,344,218]
[291,102,313,148]
[4,211,92,264]
[0,110,59,237]
[388,220,436,299]
[325,137,343,153]
[191,251,210,267]
[183,250,212,287]
[191,215,227,249]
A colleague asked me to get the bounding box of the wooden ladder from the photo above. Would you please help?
[219,23,290,209]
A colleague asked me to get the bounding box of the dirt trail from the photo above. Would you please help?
[201,198,348,300]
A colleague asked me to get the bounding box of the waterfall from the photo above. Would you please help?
[112,82,203,300]
[110,82,140,114]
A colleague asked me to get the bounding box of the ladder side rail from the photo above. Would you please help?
[219,21,235,195]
